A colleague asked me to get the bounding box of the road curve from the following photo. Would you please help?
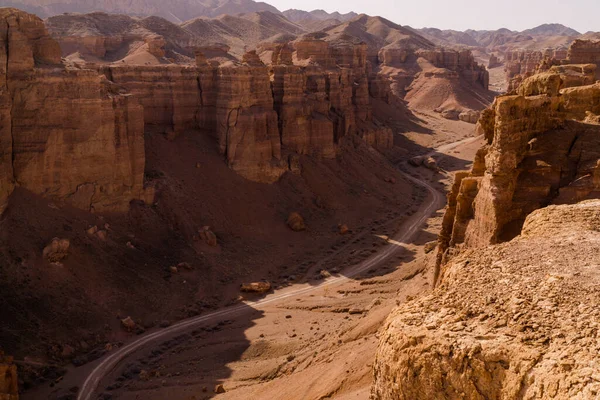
[76,139,471,400]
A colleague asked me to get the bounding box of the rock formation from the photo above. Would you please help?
[0,8,152,214]
[507,40,600,92]
[567,39,600,66]
[373,200,600,400]
[374,63,600,400]
[0,353,18,400]
[438,75,600,264]
[0,8,403,214]
[488,53,501,68]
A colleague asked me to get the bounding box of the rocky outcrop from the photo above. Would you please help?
[507,41,600,92]
[568,39,600,66]
[373,200,600,400]
[0,8,151,214]
[0,353,18,400]
[488,53,501,68]
[416,49,489,88]
[437,73,600,274]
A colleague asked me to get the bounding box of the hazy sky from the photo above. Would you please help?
[268,0,597,33]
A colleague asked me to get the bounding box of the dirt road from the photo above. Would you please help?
[63,136,476,400]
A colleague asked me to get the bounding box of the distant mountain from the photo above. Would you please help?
[1,0,281,23]
[521,23,581,37]
[417,23,585,52]
[282,9,357,23]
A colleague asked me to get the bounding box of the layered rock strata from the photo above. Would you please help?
[439,73,600,268]
[373,66,600,400]
[0,8,151,214]
[1,9,397,211]
[507,40,600,92]
[373,200,600,400]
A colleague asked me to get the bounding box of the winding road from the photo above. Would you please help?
[75,137,478,400]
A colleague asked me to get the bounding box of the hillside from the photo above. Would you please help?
[1,0,281,22]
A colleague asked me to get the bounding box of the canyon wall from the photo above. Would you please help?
[0,8,151,215]
[373,200,600,400]
[506,40,600,92]
[101,38,394,182]
[438,77,600,259]
[0,9,396,212]
[568,39,600,65]
[373,61,600,400]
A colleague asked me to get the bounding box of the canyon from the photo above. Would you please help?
[1,2,600,400]
[373,61,600,399]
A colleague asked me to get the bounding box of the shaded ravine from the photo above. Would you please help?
[72,138,473,400]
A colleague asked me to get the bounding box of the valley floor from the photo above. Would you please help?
[26,112,483,400]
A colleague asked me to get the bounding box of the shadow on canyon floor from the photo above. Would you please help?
[12,124,478,399]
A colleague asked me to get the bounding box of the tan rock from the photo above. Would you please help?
[373,201,600,400]
[240,282,271,293]
[43,238,70,262]
[458,110,480,124]
[286,212,305,231]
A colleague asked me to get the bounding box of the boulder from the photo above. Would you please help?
[43,238,70,262]
[121,316,136,331]
[458,110,480,124]
[240,282,271,293]
[198,226,217,247]
[287,212,306,231]
[214,384,226,394]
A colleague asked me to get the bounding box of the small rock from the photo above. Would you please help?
[214,384,226,394]
[198,226,218,247]
[178,262,193,270]
[96,230,108,241]
[126,242,136,250]
[169,266,178,274]
[139,370,150,381]
[320,270,331,279]
[287,212,306,231]
[424,241,437,254]
[121,317,136,331]
[43,238,70,262]
[338,224,349,235]
[86,226,98,236]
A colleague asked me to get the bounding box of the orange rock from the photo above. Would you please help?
[339,224,350,235]
[0,352,18,400]
[240,282,271,293]
[43,238,70,262]
[199,227,217,247]
[287,212,306,231]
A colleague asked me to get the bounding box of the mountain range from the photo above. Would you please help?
[3,0,595,52]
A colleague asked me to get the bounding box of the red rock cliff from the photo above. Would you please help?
[0,8,150,214]
[438,73,600,274]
